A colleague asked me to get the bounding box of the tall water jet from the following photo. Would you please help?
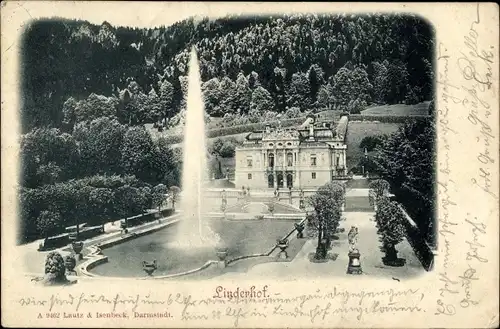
[173,47,221,248]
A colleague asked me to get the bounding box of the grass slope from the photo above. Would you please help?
[361,101,430,116]
[346,122,400,171]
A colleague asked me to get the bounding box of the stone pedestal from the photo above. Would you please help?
[347,250,363,275]
[278,250,288,259]
[277,240,289,260]
[216,249,228,268]
[71,241,84,261]
[142,260,157,276]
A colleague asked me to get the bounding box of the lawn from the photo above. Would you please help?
[361,101,430,116]
[345,122,401,171]
[90,218,304,278]
[344,196,373,212]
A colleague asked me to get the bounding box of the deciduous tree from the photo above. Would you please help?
[74,117,126,176]
[120,126,154,182]
[250,86,274,116]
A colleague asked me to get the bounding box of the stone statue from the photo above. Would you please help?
[346,226,362,275]
[348,226,359,253]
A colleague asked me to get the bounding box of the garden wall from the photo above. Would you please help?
[39,208,175,250]
[126,208,174,227]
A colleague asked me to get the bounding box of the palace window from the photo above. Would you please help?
[247,156,253,167]
[312,172,316,179]
[310,155,317,166]
[287,153,293,167]
[268,153,275,168]
[248,173,252,180]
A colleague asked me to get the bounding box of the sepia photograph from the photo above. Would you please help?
[1,2,498,328]
[19,12,435,282]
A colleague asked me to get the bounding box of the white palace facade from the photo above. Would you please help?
[235,115,349,190]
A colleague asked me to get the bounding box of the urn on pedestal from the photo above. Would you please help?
[71,241,84,260]
[276,238,289,259]
[142,260,157,276]
[216,246,228,268]
[64,255,77,276]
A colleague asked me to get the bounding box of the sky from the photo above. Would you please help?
[1,2,417,29]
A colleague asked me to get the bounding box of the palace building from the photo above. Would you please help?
[235,115,349,190]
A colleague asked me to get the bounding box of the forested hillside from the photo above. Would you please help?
[21,14,434,132]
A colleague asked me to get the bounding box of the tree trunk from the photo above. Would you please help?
[317,223,322,251]
[325,221,332,249]
[315,223,327,260]
[384,243,397,260]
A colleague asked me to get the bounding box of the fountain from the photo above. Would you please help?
[83,48,311,279]
[171,47,221,249]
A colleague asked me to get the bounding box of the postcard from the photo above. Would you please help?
[1,1,498,328]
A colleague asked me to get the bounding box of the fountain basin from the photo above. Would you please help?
[88,217,306,278]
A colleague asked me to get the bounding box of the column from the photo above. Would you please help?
[343,150,347,175]
[296,149,301,187]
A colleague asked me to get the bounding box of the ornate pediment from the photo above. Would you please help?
[262,128,300,141]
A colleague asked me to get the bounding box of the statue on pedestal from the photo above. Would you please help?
[347,226,362,275]
[348,226,359,253]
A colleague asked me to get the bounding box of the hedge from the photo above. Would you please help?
[349,114,431,123]
[158,115,432,144]
[404,217,434,271]
[156,117,307,144]
[39,234,70,250]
